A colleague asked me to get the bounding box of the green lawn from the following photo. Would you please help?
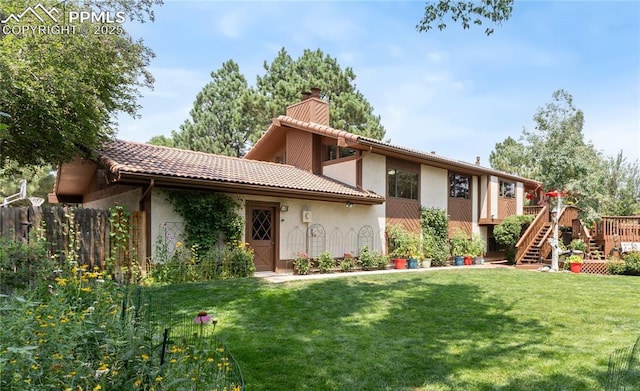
[149,269,640,390]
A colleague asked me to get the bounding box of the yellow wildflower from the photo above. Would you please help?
[141,354,149,361]
[55,277,68,286]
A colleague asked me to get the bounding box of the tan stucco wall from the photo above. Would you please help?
[232,194,384,260]
[479,175,487,220]
[361,153,387,253]
[490,176,499,219]
[516,182,524,214]
[471,175,479,234]
[420,165,448,210]
[323,160,356,187]
[150,189,185,259]
[83,187,141,211]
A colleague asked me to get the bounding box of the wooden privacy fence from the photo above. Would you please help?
[0,206,146,271]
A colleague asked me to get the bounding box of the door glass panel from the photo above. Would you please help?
[252,209,272,240]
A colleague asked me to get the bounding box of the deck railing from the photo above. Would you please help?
[594,216,640,255]
[515,205,549,263]
[523,205,544,216]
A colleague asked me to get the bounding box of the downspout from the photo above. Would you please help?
[140,179,154,269]
[355,145,373,191]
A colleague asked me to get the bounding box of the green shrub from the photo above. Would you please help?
[607,260,627,275]
[0,234,52,294]
[494,214,534,263]
[293,251,311,275]
[151,241,254,283]
[388,224,420,258]
[358,246,376,270]
[339,257,354,272]
[623,252,640,275]
[421,207,449,240]
[224,242,255,278]
[372,251,389,270]
[430,237,451,267]
[316,251,334,273]
[607,252,640,276]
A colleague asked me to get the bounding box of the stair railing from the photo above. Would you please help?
[515,205,549,264]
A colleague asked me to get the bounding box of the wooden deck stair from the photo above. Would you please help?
[520,223,552,264]
[588,238,604,260]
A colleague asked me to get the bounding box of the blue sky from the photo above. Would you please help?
[119,1,640,166]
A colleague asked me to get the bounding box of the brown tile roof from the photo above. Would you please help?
[98,140,384,202]
[265,115,541,187]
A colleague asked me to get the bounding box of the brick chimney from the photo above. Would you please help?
[285,87,329,125]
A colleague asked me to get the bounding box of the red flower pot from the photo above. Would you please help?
[464,256,473,266]
[569,263,582,273]
[394,258,407,269]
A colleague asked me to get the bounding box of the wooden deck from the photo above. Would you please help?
[517,208,640,269]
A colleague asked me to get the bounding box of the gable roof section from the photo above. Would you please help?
[96,140,384,204]
[247,115,541,188]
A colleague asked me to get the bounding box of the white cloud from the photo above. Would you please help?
[215,8,251,38]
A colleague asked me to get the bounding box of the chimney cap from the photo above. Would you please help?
[310,87,321,98]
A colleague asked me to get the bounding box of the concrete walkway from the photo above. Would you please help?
[255,263,512,284]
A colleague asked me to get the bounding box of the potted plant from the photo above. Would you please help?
[388,225,419,269]
[566,254,584,273]
[421,233,437,268]
[430,238,450,267]
[570,238,587,253]
[470,233,486,265]
[450,230,470,266]
[407,243,421,269]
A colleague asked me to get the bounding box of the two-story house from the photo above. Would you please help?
[51,89,541,272]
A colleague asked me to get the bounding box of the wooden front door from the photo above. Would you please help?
[246,203,277,272]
